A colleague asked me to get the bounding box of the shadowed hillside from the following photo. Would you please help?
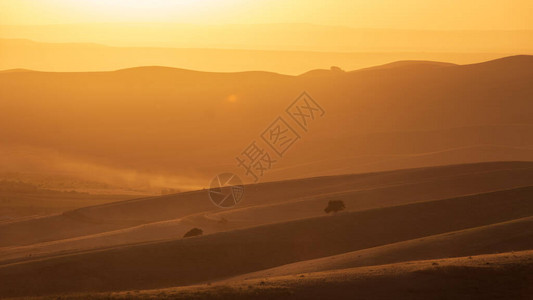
[230,216,533,280]
[0,184,532,297]
[72,251,533,300]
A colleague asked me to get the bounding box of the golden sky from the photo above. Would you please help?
[1,0,531,30]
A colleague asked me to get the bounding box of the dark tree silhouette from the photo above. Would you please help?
[183,228,203,238]
[324,200,345,214]
[330,66,345,72]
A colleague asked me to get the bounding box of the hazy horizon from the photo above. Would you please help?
[1,0,531,29]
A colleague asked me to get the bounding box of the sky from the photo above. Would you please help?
[0,0,532,30]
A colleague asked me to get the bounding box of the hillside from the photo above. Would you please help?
[230,216,533,280]
[0,183,532,297]
[0,56,532,191]
[0,161,531,258]
[76,251,533,300]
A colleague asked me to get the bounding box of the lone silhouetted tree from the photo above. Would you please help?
[324,200,345,214]
[183,228,203,238]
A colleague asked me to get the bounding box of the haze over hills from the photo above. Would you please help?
[0,161,530,261]
[0,38,512,74]
[2,24,533,52]
[0,180,133,222]
[2,24,531,74]
[0,56,531,191]
[2,22,532,74]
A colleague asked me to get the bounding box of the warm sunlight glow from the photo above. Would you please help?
[1,0,531,30]
[226,94,238,103]
[71,0,231,21]
[0,0,245,24]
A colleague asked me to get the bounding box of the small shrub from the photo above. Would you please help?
[183,228,203,238]
[324,200,345,214]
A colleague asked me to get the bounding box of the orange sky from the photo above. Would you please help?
[1,0,532,30]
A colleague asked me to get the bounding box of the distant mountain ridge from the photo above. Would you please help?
[2,54,531,75]
[0,38,519,74]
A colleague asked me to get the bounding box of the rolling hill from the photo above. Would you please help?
[229,216,533,280]
[0,161,531,255]
[0,162,532,298]
[0,56,532,191]
[84,250,533,300]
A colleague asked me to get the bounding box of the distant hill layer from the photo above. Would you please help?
[2,24,532,52]
[0,38,517,74]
